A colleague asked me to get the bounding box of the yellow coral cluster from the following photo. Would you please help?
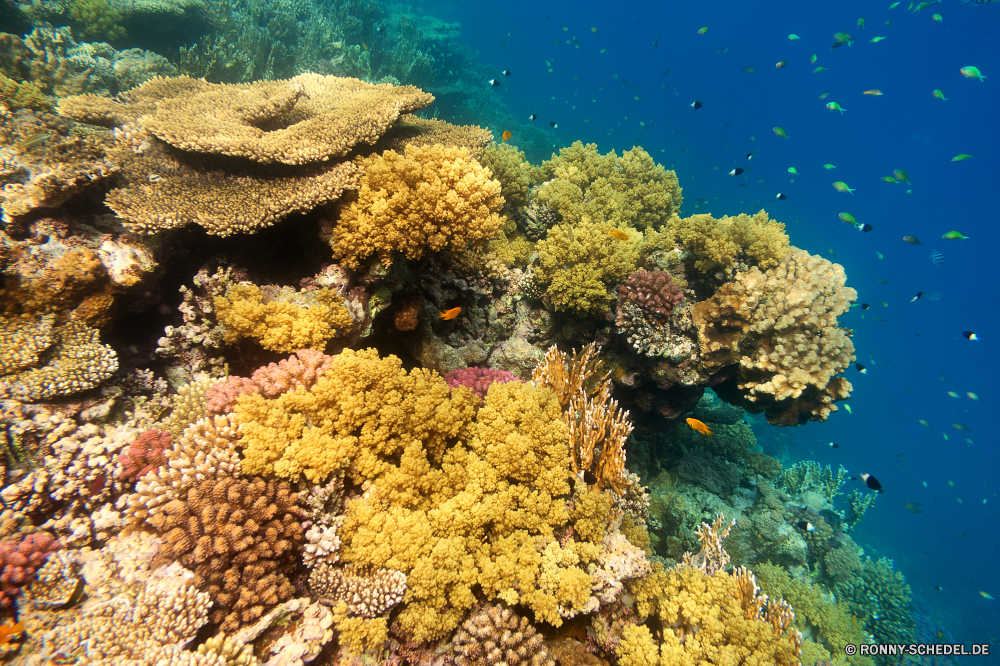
[535,141,682,231]
[535,217,637,314]
[669,209,790,273]
[620,564,802,666]
[214,284,352,354]
[327,143,506,269]
[478,142,534,209]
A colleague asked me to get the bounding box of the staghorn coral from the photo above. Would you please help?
[846,489,877,530]
[696,247,856,425]
[443,366,520,398]
[618,270,684,321]
[669,209,790,273]
[0,531,61,607]
[309,563,406,617]
[451,604,555,666]
[479,142,534,209]
[535,141,682,231]
[535,217,637,315]
[325,143,506,270]
[147,475,305,633]
[780,460,849,502]
[214,284,352,354]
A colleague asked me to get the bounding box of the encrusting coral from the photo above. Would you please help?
[325,143,506,270]
[669,209,790,273]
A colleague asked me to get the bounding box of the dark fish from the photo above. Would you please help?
[691,98,703,110]
[796,520,815,531]
[911,292,923,302]
[860,472,883,492]
[858,223,873,232]
[776,192,787,200]
[935,586,944,591]
[931,250,945,267]
[502,70,512,76]
[908,508,924,513]
[549,121,558,128]
[904,502,921,508]
[528,114,537,121]
[581,470,598,484]
[829,442,840,448]
[729,168,744,176]
[855,363,867,374]
[746,151,757,160]
[488,79,500,86]
[903,235,923,245]
[861,303,870,310]
[963,331,978,341]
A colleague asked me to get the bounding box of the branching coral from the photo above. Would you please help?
[0,532,61,607]
[325,143,505,269]
[206,348,334,415]
[451,604,555,666]
[116,429,170,482]
[618,270,684,321]
[310,563,406,617]
[479,142,534,209]
[669,209,790,273]
[214,284,352,353]
[835,557,916,646]
[779,461,849,502]
[444,366,521,398]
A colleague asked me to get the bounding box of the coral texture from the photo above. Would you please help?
[206,349,334,416]
[478,142,534,209]
[618,270,684,321]
[0,532,61,607]
[117,429,171,482]
[309,563,407,617]
[451,604,555,666]
[443,366,521,398]
[147,475,305,633]
[326,143,505,269]
[669,209,790,273]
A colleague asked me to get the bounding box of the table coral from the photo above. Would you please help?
[669,209,790,273]
[370,114,494,159]
[326,143,505,270]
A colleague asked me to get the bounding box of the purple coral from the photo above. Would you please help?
[206,349,335,415]
[118,429,171,482]
[0,532,61,607]
[618,270,684,320]
[444,367,521,398]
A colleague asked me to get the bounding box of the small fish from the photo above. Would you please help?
[549,121,558,128]
[858,17,866,27]
[871,36,887,42]
[967,392,980,401]
[919,419,931,427]
[814,67,827,73]
[980,591,995,600]
[829,442,840,448]
[488,79,500,86]
[502,70,511,76]
[788,34,800,40]
[910,292,922,302]
[861,303,871,310]
[788,167,798,174]
[839,212,856,224]
[948,391,962,398]
[818,90,830,98]
[935,585,943,591]
[930,91,949,103]
[913,0,936,11]
[501,130,512,142]
[691,98,703,110]
[893,169,910,183]
[948,480,956,487]
[904,503,921,508]
[833,32,854,45]
[361,42,368,50]
[698,26,709,34]
[729,168,745,176]
[882,176,900,183]
[860,472,883,492]
[931,250,945,266]
[746,152,757,160]
[857,223,873,232]
[686,417,713,435]
[844,404,853,414]
[528,114,537,121]
[863,89,883,95]
[876,279,888,284]
[608,229,629,241]
[776,192,787,200]
[773,126,789,138]
[775,61,788,68]
[877,252,884,259]
[9,131,51,153]
[856,363,867,374]
[942,230,969,239]
[933,13,943,20]
[741,66,756,73]
[826,102,846,113]
[951,153,974,162]
[833,181,855,193]
[903,235,923,245]
[960,66,986,81]
[823,164,837,169]
[438,307,461,320]
[952,423,972,431]
[796,520,815,531]
[963,331,978,341]
[811,54,819,64]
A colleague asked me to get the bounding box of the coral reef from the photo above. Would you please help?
[444,366,521,398]
[618,270,684,321]
[669,209,790,273]
[451,604,555,666]
[325,143,505,269]
[309,563,406,617]
[835,557,916,646]
[116,428,170,482]
[478,142,534,209]
[0,531,61,607]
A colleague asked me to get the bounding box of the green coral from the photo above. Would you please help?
[779,461,849,503]
[834,557,916,646]
[536,217,637,314]
[69,0,127,40]
[754,562,876,666]
[0,73,53,111]
[478,142,534,209]
[846,489,878,530]
[668,209,789,273]
[535,141,681,231]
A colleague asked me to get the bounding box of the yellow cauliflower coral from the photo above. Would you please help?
[478,142,534,209]
[327,143,506,269]
[669,209,790,273]
[214,284,352,353]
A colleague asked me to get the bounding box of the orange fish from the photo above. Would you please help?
[863,89,883,96]
[501,130,512,142]
[608,229,629,240]
[438,307,461,320]
[686,417,713,435]
[0,620,23,645]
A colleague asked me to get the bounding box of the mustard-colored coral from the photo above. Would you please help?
[669,209,790,273]
[327,143,506,269]
[214,284,352,354]
[535,141,681,230]
[0,73,53,110]
[535,218,637,314]
[479,142,533,209]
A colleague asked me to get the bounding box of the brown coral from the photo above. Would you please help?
[451,605,555,666]
[148,475,305,633]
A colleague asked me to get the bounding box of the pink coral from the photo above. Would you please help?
[444,367,521,398]
[118,429,172,482]
[206,349,335,415]
[618,270,684,320]
[0,532,61,607]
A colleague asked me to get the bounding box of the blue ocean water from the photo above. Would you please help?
[437,0,999,653]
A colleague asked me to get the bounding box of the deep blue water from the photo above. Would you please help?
[434,0,999,653]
